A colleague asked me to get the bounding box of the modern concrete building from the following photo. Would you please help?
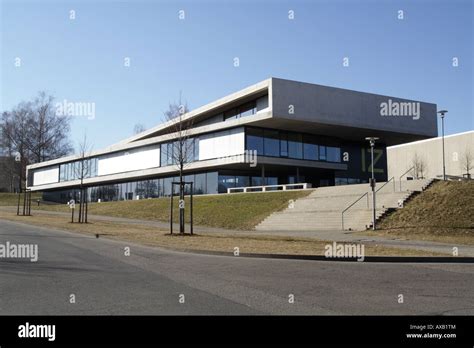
[26,78,438,202]
[387,130,474,180]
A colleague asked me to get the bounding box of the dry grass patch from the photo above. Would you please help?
[374,180,474,245]
[0,210,449,257]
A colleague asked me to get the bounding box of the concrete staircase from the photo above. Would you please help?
[255,179,434,232]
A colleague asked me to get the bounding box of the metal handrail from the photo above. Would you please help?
[376,176,395,194]
[341,191,369,230]
[399,166,414,192]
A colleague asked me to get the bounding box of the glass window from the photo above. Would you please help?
[239,101,256,118]
[264,129,280,157]
[265,177,278,186]
[348,178,361,185]
[235,176,250,188]
[251,176,263,186]
[160,143,168,167]
[59,164,65,181]
[327,147,341,162]
[184,138,195,163]
[319,146,327,161]
[303,143,317,160]
[157,178,164,197]
[280,132,288,157]
[163,177,172,196]
[246,128,264,155]
[256,95,269,111]
[320,179,330,187]
[184,174,195,194]
[288,133,303,159]
[218,175,236,193]
[166,142,175,165]
[303,135,318,160]
[194,173,206,195]
[224,108,239,121]
[206,172,218,194]
[193,137,199,161]
[335,177,348,186]
[171,142,179,165]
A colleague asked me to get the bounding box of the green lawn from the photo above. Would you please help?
[34,190,312,230]
[0,192,42,206]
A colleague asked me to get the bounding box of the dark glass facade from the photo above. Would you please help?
[59,158,98,181]
[37,124,388,204]
[245,127,341,163]
[44,171,220,203]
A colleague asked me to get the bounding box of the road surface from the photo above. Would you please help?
[1,219,473,315]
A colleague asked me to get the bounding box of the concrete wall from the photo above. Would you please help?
[33,166,59,186]
[198,127,245,160]
[98,145,160,176]
[271,78,437,140]
[387,131,474,179]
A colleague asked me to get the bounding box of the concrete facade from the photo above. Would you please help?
[387,131,474,180]
[25,77,439,202]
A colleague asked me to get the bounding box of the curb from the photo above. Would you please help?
[175,248,474,263]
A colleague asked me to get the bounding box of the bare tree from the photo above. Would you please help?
[162,94,194,233]
[410,152,427,179]
[133,123,146,135]
[0,92,73,190]
[1,105,34,193]
[460,147,473,179]
[73,133,94,223]
[27,92,73,162]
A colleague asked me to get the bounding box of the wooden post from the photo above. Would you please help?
[85,199,88,223]
[190,182,193,235]
[17,188,21,216]
[170,184,174,235]
[22,189,27,215]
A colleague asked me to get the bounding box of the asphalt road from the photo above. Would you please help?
[1,219,473,315]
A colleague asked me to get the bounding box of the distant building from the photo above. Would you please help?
[387,130,474,180]
[26,78,438,202]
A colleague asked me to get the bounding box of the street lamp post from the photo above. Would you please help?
[437,110,448,181]
[365,137,379,230]
[15,152,21,216]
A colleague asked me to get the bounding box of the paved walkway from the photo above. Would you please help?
[1,206,473,257]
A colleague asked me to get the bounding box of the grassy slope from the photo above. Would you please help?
[376,180,474,241]
[33,190,312,230]
[0,192,42,206]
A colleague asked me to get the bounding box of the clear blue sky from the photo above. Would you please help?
[1,0,472,151]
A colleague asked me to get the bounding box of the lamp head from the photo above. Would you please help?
[365,137,379,147]
[437,110,448,118]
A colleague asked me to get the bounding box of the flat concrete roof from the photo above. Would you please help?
[27,77,439,170]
